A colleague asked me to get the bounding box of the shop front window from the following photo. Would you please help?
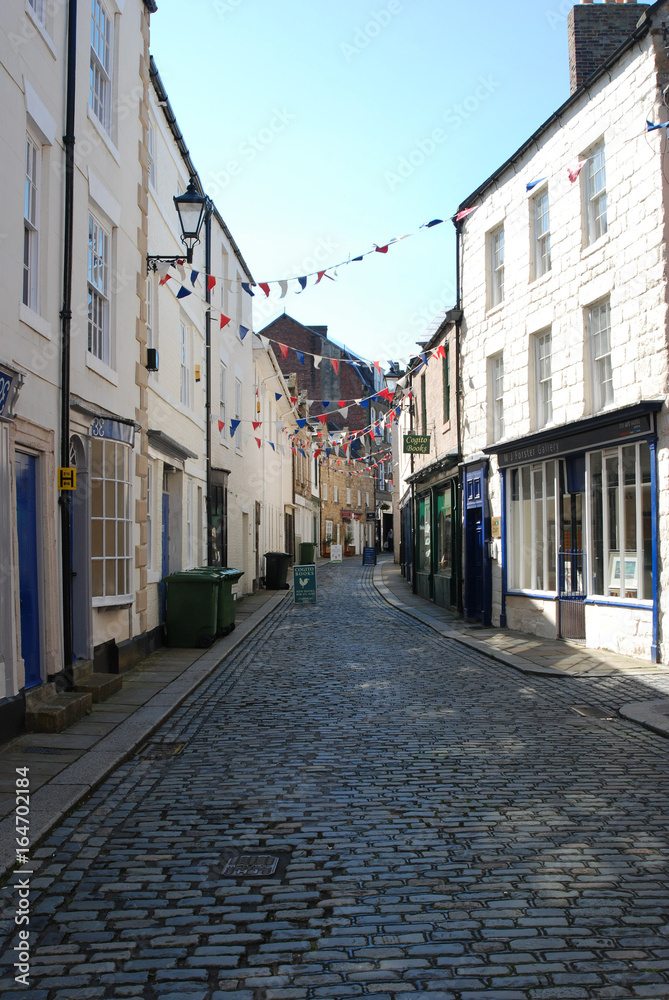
[436,488,452,577]
[589,441,652,600]
[417,495,431,574]
[508,460,556,592]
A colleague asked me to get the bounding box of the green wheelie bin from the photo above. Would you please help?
[193,567,244,635]
[299,542,315,564]
[164,570,219,647]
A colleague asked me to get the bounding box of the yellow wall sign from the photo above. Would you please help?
[58,467,77,490]
[491,517,501,538]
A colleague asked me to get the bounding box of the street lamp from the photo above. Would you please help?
[383,362,404,396]
[147,176,209,269]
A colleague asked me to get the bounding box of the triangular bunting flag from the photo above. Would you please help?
[259,282,271,296]
[218,420,225,432]
[269,442,275,451]
[275,392,282,402]
[239,325,249,340]
[252,421,262,430]
[220,313,231,329]
[190,270,199,286]
[207,275,216,292]
[241,282,254,296]
[297,276,307,292]
[176,286,192,299]
[159,273,171,286]
[255,437,261,449]
[331,358,339,374]
[296,350,305,364]
[279,343,289,358]
[313,355,322,369]
[230,419,240,437]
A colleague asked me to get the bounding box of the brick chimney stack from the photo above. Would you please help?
[568,0,649,95]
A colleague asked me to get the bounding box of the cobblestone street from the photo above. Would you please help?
[3,559,669,1000]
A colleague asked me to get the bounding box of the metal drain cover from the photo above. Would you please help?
[139,741,186,760]
[222,854,280,877]
[24,746,72,755]
[572,705,615,720]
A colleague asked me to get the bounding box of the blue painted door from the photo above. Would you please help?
[161,492,169,621]
[15,452,41,688]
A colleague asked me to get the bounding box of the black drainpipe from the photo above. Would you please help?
[454,216,464,613]
[58,0,77,689]
[205,207,213,565]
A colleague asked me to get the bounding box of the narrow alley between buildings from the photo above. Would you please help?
[2,558,669,1000]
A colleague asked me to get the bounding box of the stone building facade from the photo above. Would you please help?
[456,0,669,659]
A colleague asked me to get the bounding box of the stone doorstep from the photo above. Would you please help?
[73,657,125,703]
[25,691,93,734]
[74,672,124,703]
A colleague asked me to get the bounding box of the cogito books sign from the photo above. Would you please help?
[403,434,430,454]
[293,564,317,604]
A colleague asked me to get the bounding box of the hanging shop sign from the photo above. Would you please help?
[89,417,136,446]
[365,510,378,521]
[403,434,431,454]
[0,364,24,421]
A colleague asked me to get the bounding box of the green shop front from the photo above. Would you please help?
[409,453,461,612]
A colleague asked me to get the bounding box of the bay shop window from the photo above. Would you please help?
[506,440,652,601]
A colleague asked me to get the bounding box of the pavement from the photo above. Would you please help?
[2,556,669,998]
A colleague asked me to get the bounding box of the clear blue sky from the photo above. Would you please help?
[150,0,571,364]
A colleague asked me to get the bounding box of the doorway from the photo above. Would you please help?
[558,483,586,642]
[69,436,92,661]
[15,451,42,689]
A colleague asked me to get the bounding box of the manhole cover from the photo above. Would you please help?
[572,705,615,720]
[139,742,186,760]
[222,854,280,877]
[24,746,71,755]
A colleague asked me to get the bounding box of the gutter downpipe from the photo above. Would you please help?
[205,205,213,565]
[454,216,464,614]
[59,0,77,689]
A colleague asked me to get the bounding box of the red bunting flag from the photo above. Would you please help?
[315,270,327,284]
[567,161,586,184]
[373,361,382,374]
[252,421,262,430]
[279,343,289,358]
[207,275,216,292]
[259,282,271,297]
[255,437,262,449]
[338,400,346,408]
[331,358,339,374]
[290,396,298,405]
[317,414,328,424]
[374,244,389,253]
[218,420,225,432]
[220,313,231,329]
[159,274,171,286]
[454,206,478,223]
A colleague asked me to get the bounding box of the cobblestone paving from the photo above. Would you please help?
[2,561,669,1000]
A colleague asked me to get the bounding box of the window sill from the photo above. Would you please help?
[92,596,133,609]
[506,590,557,601]
[20,303,52,340]
[529,269,552,288]
[25,4,57,59]
[86,352,119,386]
[86,106,121,165]
[486,302,504,319]
[584,597,653,611]
[581,232,609,259]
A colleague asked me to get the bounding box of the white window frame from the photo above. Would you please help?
[322,482,328,501]
[507,460,558,594]
[346,487,351,506]
[28,0,46,23]
[534,331,552,430]
[532,189,551,278]
[23,133,40,312]
[586,441,652,602]
[180,321,191,408]
[357,489,361,507]
[334,485,339,503]
[365,492,369,507]
[588,299,613,412]
[219,363,227,442]
[234,377,243,453]
[585,142,607,244]
[90,0,113,134]
[88,211,111,365]
[186,479,194,568]
[490,353,504,442]
[146,274,154,350]
[91,438,133,605]
[146,461,153,570]
[147,118,156,189]
[489,226,504,308]
[379,464,385,490]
